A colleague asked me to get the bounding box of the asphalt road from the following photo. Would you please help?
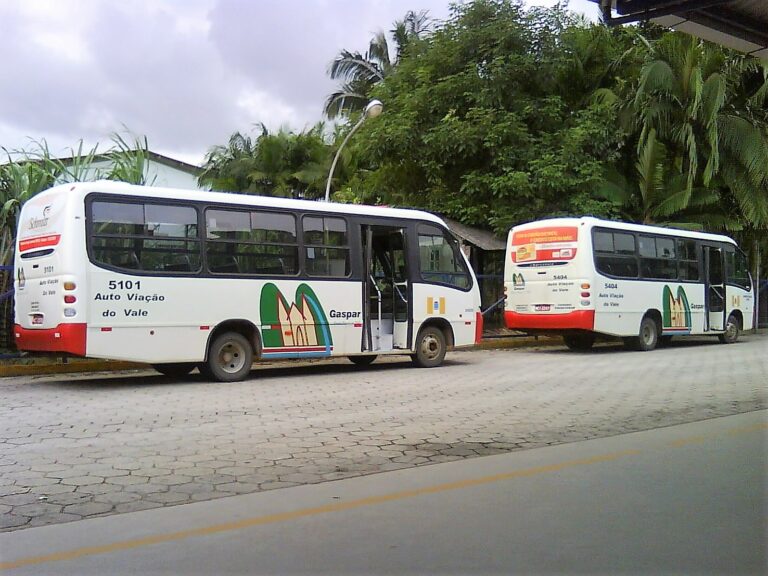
[1,335,766,531]
[1,410,765,575]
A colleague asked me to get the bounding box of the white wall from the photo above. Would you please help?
[58,158,204,190]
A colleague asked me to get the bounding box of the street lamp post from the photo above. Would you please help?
[324,99,383,202]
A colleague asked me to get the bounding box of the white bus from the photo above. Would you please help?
[504,217,754,351]
[13,181,482,381]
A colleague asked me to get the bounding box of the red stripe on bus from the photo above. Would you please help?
[19,234,61,252]
[263,346,331,353]
[504,310,594,331]
[14,323,87,356]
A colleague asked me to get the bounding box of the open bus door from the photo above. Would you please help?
[362,226,412,352]
[704,245,726,331]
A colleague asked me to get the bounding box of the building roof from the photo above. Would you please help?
[443,218,506,251]
[56,150,202,175]
[593,0,768,59]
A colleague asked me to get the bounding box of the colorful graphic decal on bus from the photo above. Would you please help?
[426,296,445,315]
[662,285,692,334]
[511,226,578,263]
[259,283,333,357]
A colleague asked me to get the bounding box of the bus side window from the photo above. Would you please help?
[593,230,638,278]
[677,239,699,281]
[417,225,470,289]
[725,247,751,291]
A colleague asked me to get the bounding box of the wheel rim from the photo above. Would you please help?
[726,319,738,340]
[216,340,246,374]
[641,322,656,346]
[420,334,441,361]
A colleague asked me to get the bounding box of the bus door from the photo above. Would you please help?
[362,226,411,352]
[703,245,725,331]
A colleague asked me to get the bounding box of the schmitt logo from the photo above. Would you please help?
[28,205,52,230]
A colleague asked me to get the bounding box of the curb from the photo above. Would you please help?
[0,361,147,378]
[472,336,562,351]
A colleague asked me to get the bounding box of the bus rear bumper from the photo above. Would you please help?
[14,323,87,356]
[504,310,595,331]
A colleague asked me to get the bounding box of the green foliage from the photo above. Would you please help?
[346,0,622,233]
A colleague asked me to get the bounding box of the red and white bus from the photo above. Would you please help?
[504,217,754,350]
[14,181,482,380]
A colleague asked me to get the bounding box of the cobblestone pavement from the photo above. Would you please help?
[1,336,766,531]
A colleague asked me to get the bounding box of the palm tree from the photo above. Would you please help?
[199,124,332,199]
[596,128,729,229]
[324,10,431,118]
[632,33,768,226]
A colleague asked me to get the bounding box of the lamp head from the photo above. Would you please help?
[364,99,384,119]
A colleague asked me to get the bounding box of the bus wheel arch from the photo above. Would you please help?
[412,319,453,368]
[625,310,661,351]
[201,320,260,382]
[719,311,742,344]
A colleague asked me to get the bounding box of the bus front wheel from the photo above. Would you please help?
[718,314,740,344]
[152,363,196,378]
[411,326,446,368]
[203,332,253,382]
[625,316,659,351]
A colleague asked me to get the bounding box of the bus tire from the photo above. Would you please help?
[562,333,595,351]
[204,331,253,382]
[152,363,196,378]
[625,316,659,351]
[411,325,446,368]
[718,314,740,344]
[349,355,377,367]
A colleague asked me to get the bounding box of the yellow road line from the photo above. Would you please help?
[668,421,768,447]
[669,435,708,447]
[0,450,639,572]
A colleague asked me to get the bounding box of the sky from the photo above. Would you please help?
[0,0,598,166]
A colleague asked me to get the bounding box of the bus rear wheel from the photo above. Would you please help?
[624,316,659,351]
[203,331,253,382]
[562,333,595,351]
[411,326,446,368]
[152,363,196,378]
[718,314,740,344]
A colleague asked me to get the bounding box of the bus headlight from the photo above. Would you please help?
[64,308,77,317]
[580,300,591,306]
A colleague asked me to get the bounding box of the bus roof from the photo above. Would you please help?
[511,216,737,246]
[39,180,447,227]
